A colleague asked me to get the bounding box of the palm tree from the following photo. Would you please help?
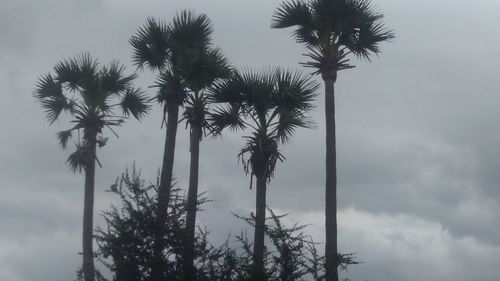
[210,68,318,280]
[180,47,231,281]
[271,1,394,280]
[34,53,149,281]
[129,11,217,280]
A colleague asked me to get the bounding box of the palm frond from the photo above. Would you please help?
[40,95,73,124]
[57,53,100,93]
[81,86,106,113]
[182,94,210,140]
[169,10,213,52]
[209,72,244,105]
[237,69,276,120]
[343,21,394,60]
[120,87,150,119]
[57,130,73,149]
[274,68,319,112]
[310,0,339,26]
[347,0,383,23]
[74,110,106,134]
[333,0,393,60]
[209,104,245,136]
[183,46,232,93]
[129,17,169,71]
[293,26,320,46]
[275,110,314,144]
[54,57,81,91]
[155,70,186,106]
[271,0,320,46]
[271,0,311,29]
[167,11,215,76]
[273,0,393,73]
[238,131,284,181]
[34,73,62,99]
[35,73,75,123]
[301,44,354,74]
[100,60,137,94]
[62,54,103,107]
[67,143,92,173]
[76,53,100,84]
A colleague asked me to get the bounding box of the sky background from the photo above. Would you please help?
[1,0,500,280]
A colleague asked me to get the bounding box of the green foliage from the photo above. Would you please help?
[272,0,394,74]
[67,143,94,173]
[96,168,182,281]
[95,167,222,281]
[236,210,359,281]
[96,168,360,281]
[181,93,210,140]
[130,10,225,112]
[74,268,107,281]
[209,68,318,182]
[180,39,231,141]
[34,53,150,172]
[130,17,170,71]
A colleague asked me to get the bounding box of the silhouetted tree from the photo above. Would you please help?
[34,54,149,281]
[237,209,359,281]
[97,168,185,281]
[96,167,241,281]
[129,11,217,280]
[181,46,232,280]
[272,1,393,280]
[97,168,359,281]
[210,68,318,280]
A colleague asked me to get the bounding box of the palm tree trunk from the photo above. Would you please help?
[253,175,267,281]
[183,125,202,281]
[323,76,338,281]
[83,133,97,281]
[152,102,180,281]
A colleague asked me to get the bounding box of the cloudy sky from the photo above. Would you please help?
[1,0,500,280]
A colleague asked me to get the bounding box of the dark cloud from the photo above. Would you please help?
[2,0,500,280]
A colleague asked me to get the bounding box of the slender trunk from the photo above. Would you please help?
[151,102,180,281]
[323,76,338,281]
[83,133,97,281]
[253,175,267,281]
[183,125,202,281]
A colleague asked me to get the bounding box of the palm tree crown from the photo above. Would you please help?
[181,47,232,139]
[210,68,318,184]
[35,53,149,167]
[130,11,215,112]
[272,0,394,78]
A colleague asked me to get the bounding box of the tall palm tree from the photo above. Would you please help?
[271,1,393,280]
[210,69,318,280]
[180,47,231,281]
[34,53,149,281]
[129,11,217,280]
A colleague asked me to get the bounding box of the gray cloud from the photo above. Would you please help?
[1,0,500,280]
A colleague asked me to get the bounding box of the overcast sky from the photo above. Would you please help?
[1,0,500,280]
